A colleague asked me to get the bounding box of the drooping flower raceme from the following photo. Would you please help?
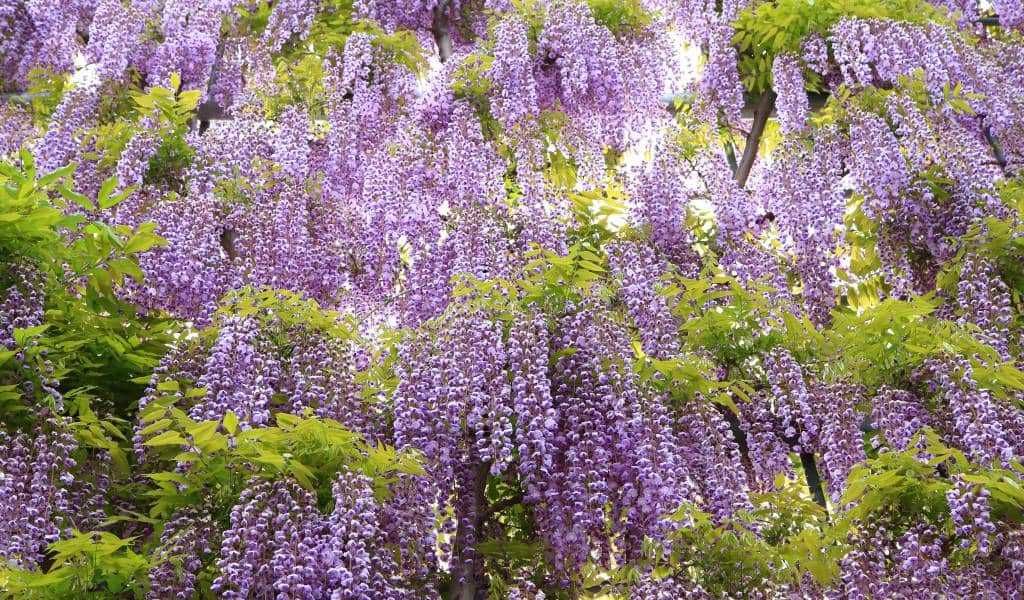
[771,53,809,135]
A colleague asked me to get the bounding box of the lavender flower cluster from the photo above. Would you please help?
[0,423,79,570]
[4,0,1024,597]
[211,474,425,600]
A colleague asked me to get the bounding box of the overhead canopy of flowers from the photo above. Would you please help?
[3,0,1024,598]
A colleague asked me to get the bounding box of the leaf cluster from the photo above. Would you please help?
[0,532,150,599]
[662,273,785,368]
[138,393,423,518]
[0,153,171,420]
[586,0,653,37]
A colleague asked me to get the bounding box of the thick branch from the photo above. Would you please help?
[197,99,228,122]
[799,451,828,509]
[452,461,489,600]
[477,492,523,528]
[432,0,454,63]
[712,366,757,494]
[734,90,776,188]
[779,428,828,510]
[194,35,229,129]
[220,228,238,261]
[720,400,829,512]
[717,405,757,481]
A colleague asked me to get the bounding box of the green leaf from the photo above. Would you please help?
[124,226,164,254]
[139,418,172,436]
[275,412,302,429]
[58,184,94,211]
[288,460,316,489]
[223,411,239,435]
[146,471,189,484]
[187,420,227,453]
[477,540,543,560]
[144,430,187,447]
[38,164,75,187]
[13,324,50,345]
[97,176,125,209]
[156,380,180,392]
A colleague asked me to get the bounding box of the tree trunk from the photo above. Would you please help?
[451,461,489,600]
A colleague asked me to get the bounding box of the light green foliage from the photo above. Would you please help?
[652,489,835,595]
[132,75,200,190]
[453,186,623,318]
[511,0,551,48]
[753,485,841,584]
[512,0,654,44]
[0,151,171,421]
[302,0,427,74]
[635,351,732,407]
[840,430,959,528]
[144,132,195,192]
[69,394,133,477]
[251,0,425,117]
[97,75,145,126]
[272,53,329,117]
[821,295,1023,394]
[129,286,418,519]
[80,74,166,172]
[662,273,785,367]
[454,239,612,320]
[234,0,272,36]
[132,74,201,128]
[947,178,1024,298]
[355,329,403,404]
[217,287,360,342]
[453,53,496,101]
[364,24,429,74]
[0,211,423,591]
[0,532,150,599]
[22,68,67,125]
[451,52,506,144]
[81,121,136,171]
[531,241,606,302]
[819,295,943,386]
[137,396,422,516]
[836,193,886,310]
[519,230,612,314]
[816,70,981,130]
[632,432,1024,594]
[838,431,1024,562]
[586,0,653,37]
